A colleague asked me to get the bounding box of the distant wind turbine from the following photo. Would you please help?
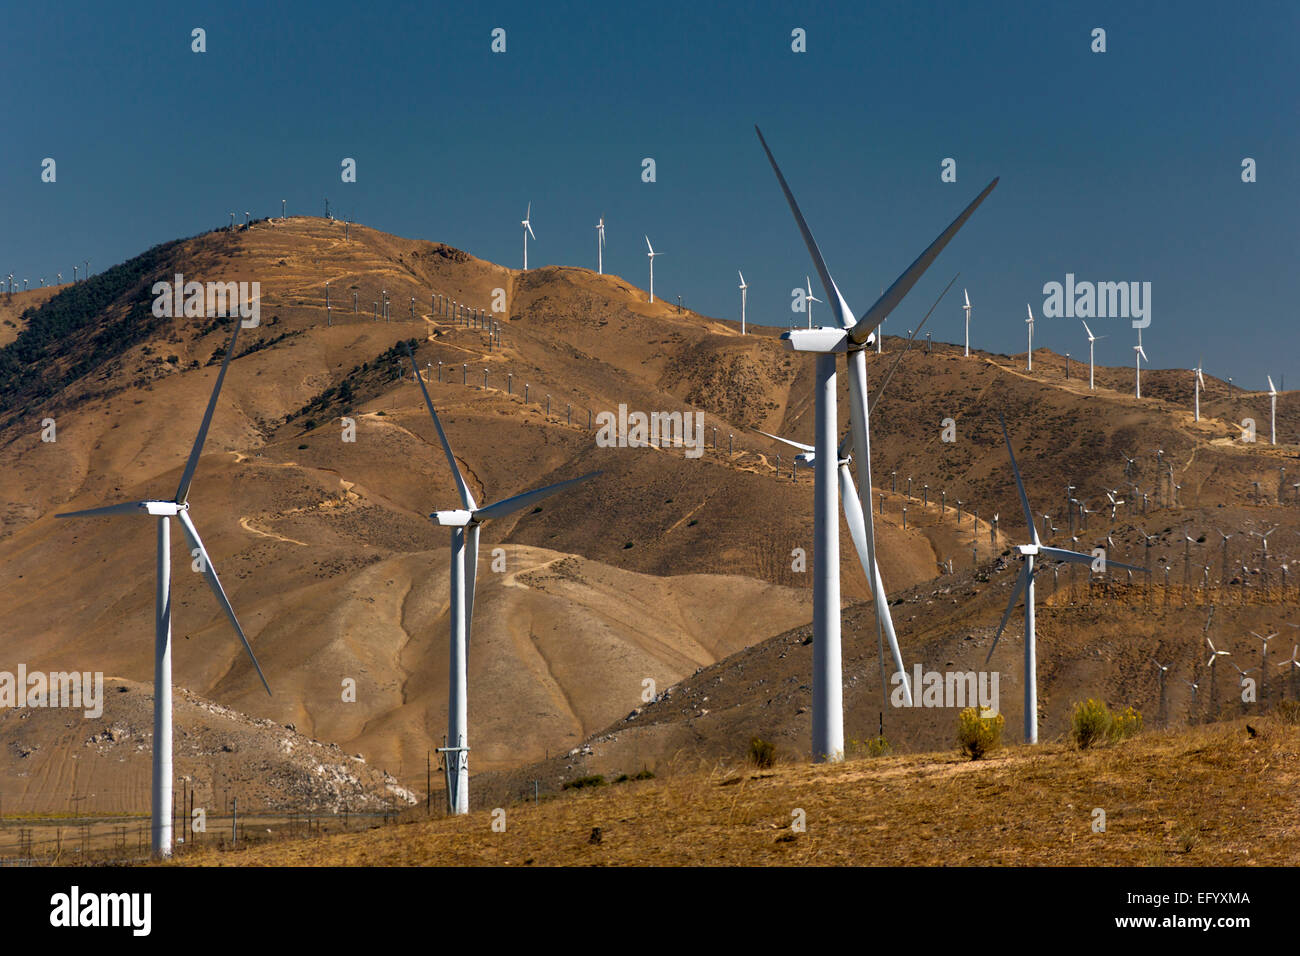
[1193,362,1206,421]
[804,276,823,329]
[645,235,661,303]
[986,413,1147,744]
[404,344,598,814]
[55,319,270,858]
[962,288,972,356]
[596,215,605,274]
[1082,320,1104,391]
[1025,304,1035,371]
[1267,375,1278,445]
[521,202,535,270]
[738,271,748,334]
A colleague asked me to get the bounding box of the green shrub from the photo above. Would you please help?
[956,707,1004,760]
[748,737,776,768]
[847,736,892,758]
[1071,699,1144,748]
[1072,698,1112,749]
[632,769,655,780]
[561,774,606,791]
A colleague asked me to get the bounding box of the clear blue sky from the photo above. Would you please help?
[4,0,1296,388]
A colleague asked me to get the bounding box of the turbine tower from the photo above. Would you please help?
[738,270,748,334]
[55,319,271,857]
[404,345,597,813]
[962,288,972,356]
[1082,320,1104,391]
[985,413,1146,744]
[1025,304,1035,371]
[521,202,535,270]
[756,125,997,761]
[1134,329,1148,398]
[645,235,661,303]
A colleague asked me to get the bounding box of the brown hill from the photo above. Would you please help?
[1,216,1296,813]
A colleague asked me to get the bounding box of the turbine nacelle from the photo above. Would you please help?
[431,509,474,527]
[781,327,850,354]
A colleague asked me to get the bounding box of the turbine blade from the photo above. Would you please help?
[175,318,241,503]
[404,342,478,510]
[176,510,271,695]
[752,428,815,453]
[753,125,853,329]
[645,235,653,254]
[986,563,1029,665]
[1081,320,1094,339]
[964,288,970,308]
[1035,546,1097,567]
[473,471,600,522]
[464,524,480,649]
[839,462,911,705]
[55,500,149,519]
[851,177,999,346]
[526,222,536,241]
[998,412,1040,545]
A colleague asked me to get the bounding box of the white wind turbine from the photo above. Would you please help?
[645,235,661,303]
[985,413,1146,744]
[962,288,972,356]
[55,319,270,858]
[804,276,823,329]
[1081,320,1105,391]
[756,125,997,760]
[596,214,605,274]
[404,344,598,814]
[1193,362,1206,421]
[1025,304,1035,371]
[1267,375,1278,445]
[1134,329,1148,398]
[738,271,748,334]
[750,293,954,715]
[521,202,535,270]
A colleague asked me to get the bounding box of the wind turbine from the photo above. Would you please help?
[1025,305,1035,371]
[54,319,270,858]
[1134,329,1148,398]
[962,288,972,356]
[1193,362,1206,421]
[804,276,823,329]
[1081,320,1104,391]
[738,271,748,334]
[1250,630,1277,696]
[756,126,995,760]
[1267,375,1278,445]
[985,413,1146,744]
[645,235,661,303]
[521,202,535,270]
[403,344,598,814]
[596,215,605,274]
[749,302,951,719]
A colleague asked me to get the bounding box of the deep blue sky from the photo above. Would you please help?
[4,0,1296,389]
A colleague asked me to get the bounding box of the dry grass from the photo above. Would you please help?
[176,716,1300,866]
